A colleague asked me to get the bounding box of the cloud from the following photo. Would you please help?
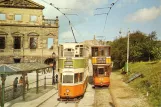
[60,30,73,39]
[122,0,138,4]
[59,30,78,43]
[117,0,139,8]
[126,6,161,22]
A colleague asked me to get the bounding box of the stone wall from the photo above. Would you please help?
[0,0,59,65]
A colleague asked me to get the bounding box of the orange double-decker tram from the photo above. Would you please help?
[91,45,112,87]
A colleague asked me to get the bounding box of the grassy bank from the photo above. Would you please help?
[116,61,161,107]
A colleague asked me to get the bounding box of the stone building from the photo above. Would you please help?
[0,0,59,64]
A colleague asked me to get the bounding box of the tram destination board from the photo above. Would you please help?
[64,61,73,68]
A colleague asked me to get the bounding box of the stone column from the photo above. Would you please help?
[1,74,6,107]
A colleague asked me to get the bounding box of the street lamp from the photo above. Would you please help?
[52,52,56,85]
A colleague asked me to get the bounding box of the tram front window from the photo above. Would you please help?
[98,68,104,75]
[63,75,73,83]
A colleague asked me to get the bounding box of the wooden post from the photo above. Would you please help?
[36,70,39,94]
[44,76,46,89]
[1,74,6,107]
[22,73,26,100]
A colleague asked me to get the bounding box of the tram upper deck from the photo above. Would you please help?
[58,43,88,69]
[91,45,111,65]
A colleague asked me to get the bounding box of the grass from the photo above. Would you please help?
[117,61,161,107]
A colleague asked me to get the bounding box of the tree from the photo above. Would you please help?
[111,30,160,69]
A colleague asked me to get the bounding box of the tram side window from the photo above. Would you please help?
[60,73,62,82]
[104,66,108,76]
[93,67,97,76]
[92,47,98,57]
[74,73,78,83]
[98,68,104,75]
[101,49,104,56]
[104,47,109,56]
[63,75,73,83]
[79,73,84,82]
[80,48,83,57]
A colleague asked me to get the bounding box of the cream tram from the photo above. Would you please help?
[58,43,88,100]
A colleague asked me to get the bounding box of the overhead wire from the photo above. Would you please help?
[95,0,119,33]
[41,0,78,43]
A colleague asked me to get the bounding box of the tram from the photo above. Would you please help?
[58,43,88,100]
[91,45,112,87]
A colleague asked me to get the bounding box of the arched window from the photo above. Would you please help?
[46,33,55,49]
[28,32,39,49]
[11,32,23,49]
[0,31,7,49]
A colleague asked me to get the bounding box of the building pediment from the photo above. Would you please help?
[0,31,8,35]
[47,33,55,36]
[0,0,44,9]
[28,32,39,36]
[11,32,24,36]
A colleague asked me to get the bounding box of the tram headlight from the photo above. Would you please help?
[66,89,70,93]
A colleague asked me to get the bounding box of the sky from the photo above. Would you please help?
[33,0,161,43]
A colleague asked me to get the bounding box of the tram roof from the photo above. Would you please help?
[59,42,84,46]
[91,45,111,48]
[0,62,50,74]
[59,43,84,49]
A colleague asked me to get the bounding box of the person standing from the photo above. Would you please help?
[52,52,56,85]
[25,76,29,91]
[13,77,18,92]
[52,58,56,85]
[56,74,58,83]
[19,76,23,85]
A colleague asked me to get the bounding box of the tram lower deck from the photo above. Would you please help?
[93,65,111,87]
[58,68,88,99]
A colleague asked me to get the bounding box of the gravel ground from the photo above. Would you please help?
[110,72,150,107]
[94,87,114,107]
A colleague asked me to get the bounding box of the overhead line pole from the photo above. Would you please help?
[127,29,130,74]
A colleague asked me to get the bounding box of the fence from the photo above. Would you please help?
[0,75,54,104]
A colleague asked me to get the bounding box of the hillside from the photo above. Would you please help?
[116,61,161,107]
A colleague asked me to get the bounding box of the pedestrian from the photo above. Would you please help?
[56,74,58,83]
[25,76,29,91]
[52,57,56,85]
[13,77,18,92]
[19,76,23,85]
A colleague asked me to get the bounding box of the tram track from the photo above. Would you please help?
[108,86,117,107]
[36,90,80,107]
[94,86,116,107]
[36,91,58,107]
